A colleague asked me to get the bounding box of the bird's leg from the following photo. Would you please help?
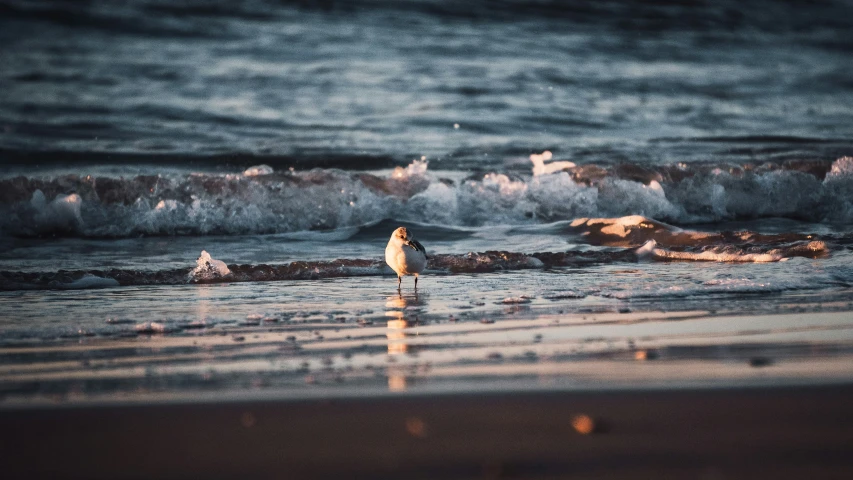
[397,276,402,290]
[414,274,418,289]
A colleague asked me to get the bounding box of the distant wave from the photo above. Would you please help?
[2,157,853,238]
[3,0,847,34]
[0,148,398,171]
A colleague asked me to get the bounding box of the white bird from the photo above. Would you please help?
[385,227,428,290]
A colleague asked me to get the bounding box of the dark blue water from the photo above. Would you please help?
[1,0,852,171]
[2,0,853,275]
[2,0,853,239]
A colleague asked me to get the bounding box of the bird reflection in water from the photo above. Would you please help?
[384,292,425,391]
[386,313,408,356]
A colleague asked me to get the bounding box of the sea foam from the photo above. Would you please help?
[189,250,231,283]
[2,157,852,238]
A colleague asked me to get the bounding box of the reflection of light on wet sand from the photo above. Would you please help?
[386,295,408,309]
[387,319,407,330]
[196,285,212,321]
[634,349,659,361]
[387,318,408,355]
[385,293,423,358]
[385,292,424,311]
[386,294,410,354]
[387,316,410,390]
[388,370,407,392]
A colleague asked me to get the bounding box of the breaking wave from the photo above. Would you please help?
[1,156,853,238]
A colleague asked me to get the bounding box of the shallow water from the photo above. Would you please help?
[2,254,853,403]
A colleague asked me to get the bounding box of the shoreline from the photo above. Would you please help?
[3,357,853,410]
[4,306,853,409]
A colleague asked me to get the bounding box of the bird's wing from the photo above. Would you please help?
[408,239,429,259]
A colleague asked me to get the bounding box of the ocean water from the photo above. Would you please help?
[1,0,853,403]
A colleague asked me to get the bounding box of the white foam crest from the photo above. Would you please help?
[242,164,274,177]
[665,178,727,220]
[573,214,676,230]
[92,168,391,236]
[408,170,596,226]
[645,239,826,263]
[597,178,682,220]
[530,150,576,176]
[528,172,598,221]
[391,159,429,180]
[526,256,545,268]
[700,277,810,293]
[669,168,826,222]
[189,250,231,282]
[635,239,657,260]
[608,275,809,299]
[4,157,853,238]
[646,180,665,195]
[403,181,460,226]
[827,156,853,178]
[56,275,120,289]
[450,173,534,225]
[823,156,853,222]
[650,247,783,263]
[26,190,84,234]
[135,322,169,334]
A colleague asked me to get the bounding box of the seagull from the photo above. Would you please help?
[385,227,428,290]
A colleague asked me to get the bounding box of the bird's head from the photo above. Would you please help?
[393,227,410,241]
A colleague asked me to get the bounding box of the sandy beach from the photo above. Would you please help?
[3,384,853,479]
[3,290,853,478]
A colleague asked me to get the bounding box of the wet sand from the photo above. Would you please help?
[3,384,853,479]
[3,305,853,405]
[3,279,853,478]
